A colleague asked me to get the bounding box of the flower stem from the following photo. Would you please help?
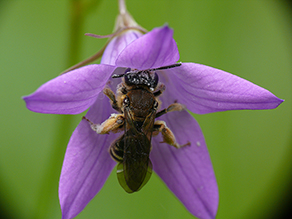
[32,1,90,218]
[119,0,127,14]
[33,116,75,219]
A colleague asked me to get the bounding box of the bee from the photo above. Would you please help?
[83,63,190,193]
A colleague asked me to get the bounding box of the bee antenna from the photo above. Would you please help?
[150,63,182,71]
[112,68,134,79]
[112,74,125,78]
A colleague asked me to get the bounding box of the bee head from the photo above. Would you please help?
[123,68,159,90]
[112,64,181,90]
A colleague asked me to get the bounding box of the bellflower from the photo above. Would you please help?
[23,13,283,219]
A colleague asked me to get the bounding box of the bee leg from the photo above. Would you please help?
[155,102,186,118]
[153,83,165,97]
[103,87,121,112]
[82,113,124,134]
[153,120,191,148]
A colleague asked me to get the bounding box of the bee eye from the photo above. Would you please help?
[124,68,131,74]
[152,72,159,89]
[153,101,159,109]
[123,96,130,106]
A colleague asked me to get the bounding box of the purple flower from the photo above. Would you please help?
[23,25,283,219]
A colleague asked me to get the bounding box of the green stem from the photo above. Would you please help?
[32,1,86,218]
[68,0,84,66]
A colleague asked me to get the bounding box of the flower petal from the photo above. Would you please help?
[23,64,115,114]
[164,63,283,114]
[101,30,143,65]
[151,110,218,219]
[116,25,179,70]
[59,96,119,219]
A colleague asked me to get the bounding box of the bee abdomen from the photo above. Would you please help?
[109,136,124,162]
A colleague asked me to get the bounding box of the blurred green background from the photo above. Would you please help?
[0,0,291,218]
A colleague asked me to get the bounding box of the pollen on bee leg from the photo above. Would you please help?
[82,114,124,134]
[103,87,116,102]
[154,120,191,148]
[166,103,186,112]
[155,102,186,118]
[82,116,104,133]
[103,87,121,112]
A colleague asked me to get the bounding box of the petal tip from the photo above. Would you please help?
[22,94,39,113]
[157,24,173,35]
[269,96,284,109]
[277,98,284,105]
[161,23,171,30]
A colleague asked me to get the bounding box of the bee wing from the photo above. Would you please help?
[117,108,155,193]
[117,159,152,193]
[141,109,156,139]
